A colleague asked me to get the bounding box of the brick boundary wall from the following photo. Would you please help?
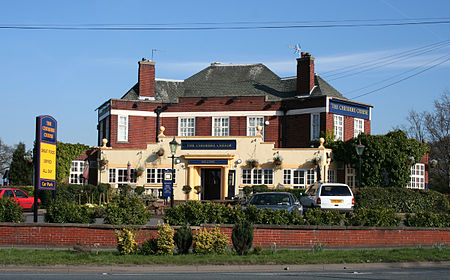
[0,223,448,249]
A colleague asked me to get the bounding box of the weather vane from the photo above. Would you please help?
[288,44,301,57]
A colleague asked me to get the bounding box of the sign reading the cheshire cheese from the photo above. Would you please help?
[36,115,57,190]
[329,99,370,120]
[181,140,236,150]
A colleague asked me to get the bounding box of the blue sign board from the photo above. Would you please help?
[181,140,236,150]
[36,115,57,190]
[188,159,229,165]
[329,100,370,120]
[162,169,173,198]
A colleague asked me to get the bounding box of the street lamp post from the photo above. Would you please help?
[169,137,179,207]
[355,140,365,188]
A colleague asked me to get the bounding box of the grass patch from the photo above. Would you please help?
[0,248,448,266]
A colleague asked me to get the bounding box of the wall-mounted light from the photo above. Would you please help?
[265,120,270,126]
[236,159,242,164]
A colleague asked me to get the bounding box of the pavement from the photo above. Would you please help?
[0,262,449,273]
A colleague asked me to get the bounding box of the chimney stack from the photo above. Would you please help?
[138,58,156,100]
[296,52,315,96]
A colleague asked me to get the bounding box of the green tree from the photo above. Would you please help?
[9,143,33,186]
[330,131,429,188]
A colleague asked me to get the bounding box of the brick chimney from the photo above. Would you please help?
[138,58,156,100]
[296,52,315,96]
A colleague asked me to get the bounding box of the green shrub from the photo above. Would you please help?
[103,194,151,225]
[232,219,254,255]
[356,187,449,214]
[44,199,95,223]
[174,225,193,254]
[156,223,175,255]
[164,202,304,226]
[304,209,344,226]
[0,198,24,223]
[115,228,137,255]
[140,238,158,255]
[404,211,450,227]
[345,208,400,227]
[134,186,145,195]
[193,226,230,254]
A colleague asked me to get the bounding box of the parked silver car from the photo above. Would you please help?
[300,183,354,212]
[246,192,303,215]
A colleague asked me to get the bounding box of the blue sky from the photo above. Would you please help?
[1,0,449,150]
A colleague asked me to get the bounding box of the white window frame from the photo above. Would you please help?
[117,115,128,142]
[247,116,264,137]
[146,168,176,184]
[178,117,195,136]
[408,163,425,189]
[334,115,344,141]
[354,118,364,138]
[327,169,336,183]
[345,165,356,188]
[311,113,320,141]
[241,168,274,185]
[108,168,137,184]
[283,168,316,188]
[212,117,230,136]
[69,160,85,185]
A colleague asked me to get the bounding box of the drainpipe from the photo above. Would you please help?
[282,106,288,147]
[154,106,163,142]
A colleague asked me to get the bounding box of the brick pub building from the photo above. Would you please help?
[96,52,372,200]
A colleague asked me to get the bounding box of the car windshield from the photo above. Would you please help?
[320,186,352,196]
[249,194,291,206]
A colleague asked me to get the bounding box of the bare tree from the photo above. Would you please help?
[424,91,450,192]
[406,91,449,193]
[0,138,13,175]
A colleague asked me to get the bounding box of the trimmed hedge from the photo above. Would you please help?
[45,199,96,223]
[404,211,450,228]
[103,194,151,225]
[355,187,449,214]
[345,208,401,227]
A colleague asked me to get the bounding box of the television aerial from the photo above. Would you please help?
[288,44,301,57]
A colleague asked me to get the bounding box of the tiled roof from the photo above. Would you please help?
[121,63,347,102]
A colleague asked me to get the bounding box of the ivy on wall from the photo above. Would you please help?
[329,130,429,188]
[56,142,91,183]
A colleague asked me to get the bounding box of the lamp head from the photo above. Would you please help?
[355,141,365,156]
[169,137,179,154]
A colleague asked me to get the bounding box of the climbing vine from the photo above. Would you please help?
[328,130,429,188]
[56,142,91,183]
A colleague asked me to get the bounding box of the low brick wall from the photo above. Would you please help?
[0,223,448,249]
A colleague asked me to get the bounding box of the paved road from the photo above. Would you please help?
[0,266,449,280]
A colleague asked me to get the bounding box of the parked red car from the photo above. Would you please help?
[0,188,40,210]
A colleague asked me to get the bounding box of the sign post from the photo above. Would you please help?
[34,115,57,222]
[162,169,173,204]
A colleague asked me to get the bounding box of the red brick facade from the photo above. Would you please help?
[0,223,447,249]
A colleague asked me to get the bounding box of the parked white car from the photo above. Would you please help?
[300,183,354,212]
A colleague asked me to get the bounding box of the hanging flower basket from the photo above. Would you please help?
[136,167,144,177]
[156,148,165,157]
[273,155,283,166]
[246,159,259,168]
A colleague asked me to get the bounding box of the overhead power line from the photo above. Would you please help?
[1,19,450,31]
[349,54,450,99]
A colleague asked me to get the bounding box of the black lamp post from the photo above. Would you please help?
[355,140,365,188]
[169,137,179,207]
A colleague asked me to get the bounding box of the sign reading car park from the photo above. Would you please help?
[36,115,57,190]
